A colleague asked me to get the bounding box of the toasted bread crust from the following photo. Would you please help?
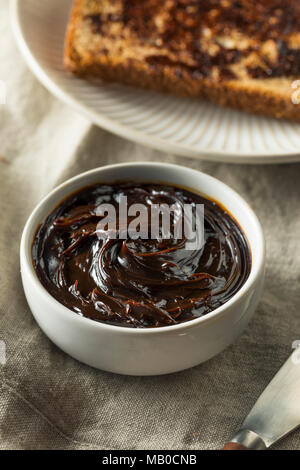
[64,0,85,72]
[64,0,300,122]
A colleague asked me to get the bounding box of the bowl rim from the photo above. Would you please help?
[20,161,265,335]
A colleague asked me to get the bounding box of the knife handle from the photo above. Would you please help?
[223,429,267,450]
[223,442,248,450]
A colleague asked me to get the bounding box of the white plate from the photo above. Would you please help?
[11,0,300,164]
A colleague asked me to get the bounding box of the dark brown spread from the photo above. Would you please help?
[86,0,300,80]
[32,183,251,328]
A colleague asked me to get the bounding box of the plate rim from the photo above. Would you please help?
[10,0,300,164]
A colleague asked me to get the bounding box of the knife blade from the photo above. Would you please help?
[223,346,300,450]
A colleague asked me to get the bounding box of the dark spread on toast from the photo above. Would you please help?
[85,0,300,80]
[32,183,251,328]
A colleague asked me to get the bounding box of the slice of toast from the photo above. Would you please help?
[64,0,300,122]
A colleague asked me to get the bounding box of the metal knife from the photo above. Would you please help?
[223,347,300,450]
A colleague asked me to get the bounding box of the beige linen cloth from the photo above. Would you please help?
[0,1,300,450]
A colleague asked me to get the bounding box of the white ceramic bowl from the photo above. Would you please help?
[20,162,265,375]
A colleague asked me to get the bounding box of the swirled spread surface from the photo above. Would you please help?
[32,183,251,328]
